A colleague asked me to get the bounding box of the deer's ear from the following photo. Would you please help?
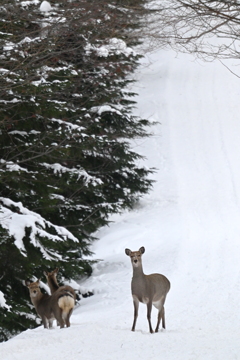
[125,248,131,256]
[54,268,59,274]
[139,246,145,254]
[43,271,48,277]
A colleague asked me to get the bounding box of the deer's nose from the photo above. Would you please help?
[134,259,138,263]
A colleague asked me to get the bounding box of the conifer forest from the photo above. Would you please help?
[0,0,154,341]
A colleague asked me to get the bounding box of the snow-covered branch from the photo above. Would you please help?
[0,198,78,260]
[0,291,11,311]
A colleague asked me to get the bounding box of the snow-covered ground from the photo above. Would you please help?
[2,48,240,360]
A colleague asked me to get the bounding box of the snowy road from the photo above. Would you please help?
[132,50,240,358]
[2,49,240,359]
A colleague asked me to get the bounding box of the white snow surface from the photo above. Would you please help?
[1,48,240,359]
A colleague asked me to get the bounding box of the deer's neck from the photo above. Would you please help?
[47,277,59,293]
[131,264,148,299]
[30,292,45,308]
[132,264,145,279]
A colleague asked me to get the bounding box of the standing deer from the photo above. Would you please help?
[25,279,75,329]
[43,268,76,300]
[125,246,170,333]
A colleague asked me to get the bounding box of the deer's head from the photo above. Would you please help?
[43,268,59,280]
[125,246,145,268]
[25,279,42,299]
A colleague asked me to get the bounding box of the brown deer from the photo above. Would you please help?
[43,268,76,300]
[125,246,170,333]
[25,279,75,329]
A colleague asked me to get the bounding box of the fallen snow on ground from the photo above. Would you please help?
[1,48,240,360]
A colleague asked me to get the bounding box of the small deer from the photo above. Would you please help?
[25,279,75,329]
[125,246,170,333]
[43,268,76,300]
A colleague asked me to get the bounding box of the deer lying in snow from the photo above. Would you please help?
[125,246,170,333]
[25,279,75,329]
[44,268,76,300]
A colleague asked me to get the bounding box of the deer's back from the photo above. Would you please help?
[57,285,76,300]
[36,294,53,318]
[51,286,76,304]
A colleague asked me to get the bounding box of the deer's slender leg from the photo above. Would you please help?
[42,316,48,329]
[132,297,139,331]
[66,309,73,327]
[155,306,165,332]
[55,309,65,328]
[147,302,154,334]
[161,306,166,329]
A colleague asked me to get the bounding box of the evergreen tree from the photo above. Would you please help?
[0,0,153,340]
